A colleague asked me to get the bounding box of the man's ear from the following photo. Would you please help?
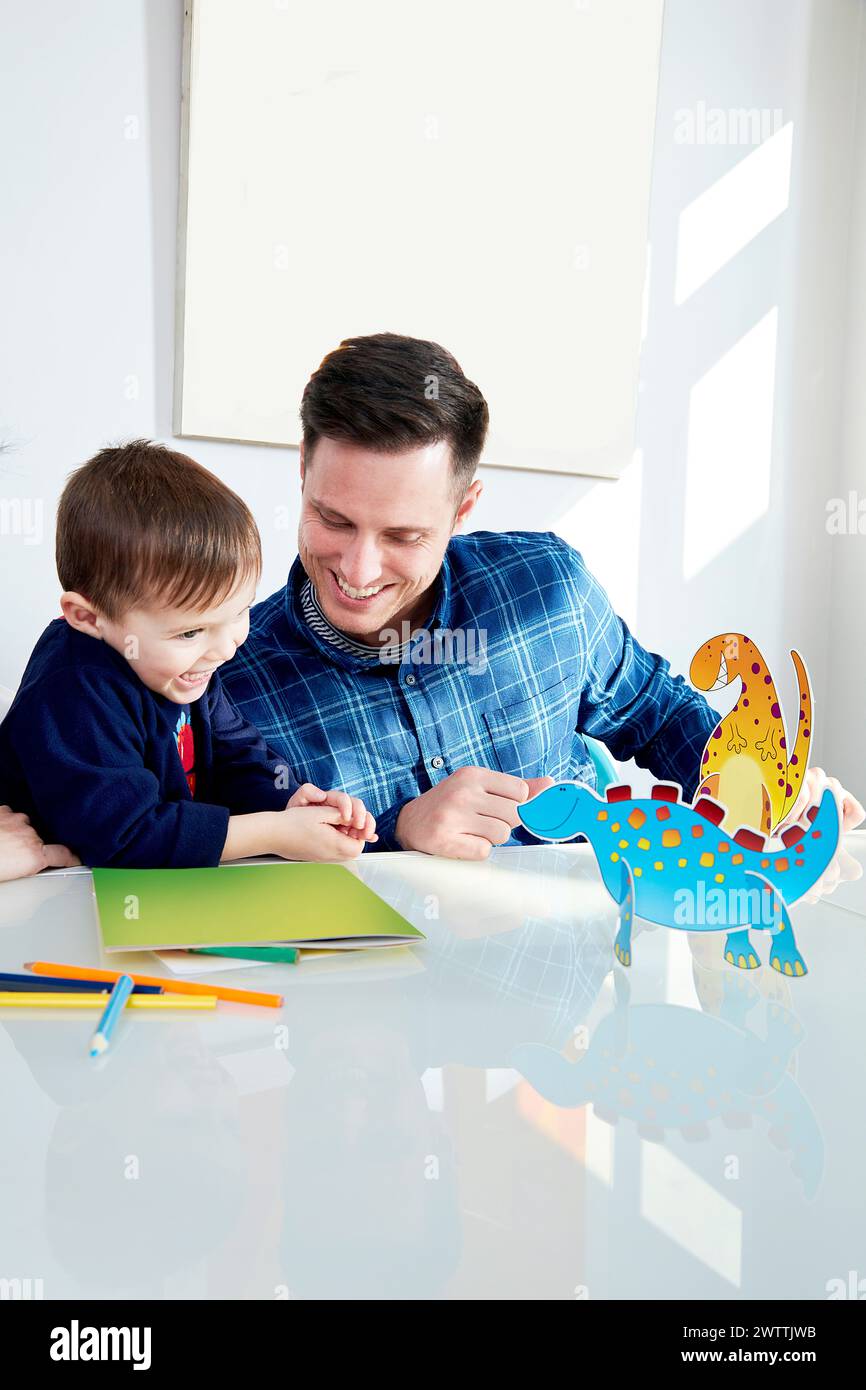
[60,592,105,639]
[452,479,483,534]
[299,441,305,488]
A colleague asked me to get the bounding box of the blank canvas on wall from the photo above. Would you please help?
[175,0,664,478]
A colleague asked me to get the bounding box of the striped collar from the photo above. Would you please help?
[299,578,411,664]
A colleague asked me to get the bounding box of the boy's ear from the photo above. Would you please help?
[60,592,105,638]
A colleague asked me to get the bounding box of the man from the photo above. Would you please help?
[222,333,864,859]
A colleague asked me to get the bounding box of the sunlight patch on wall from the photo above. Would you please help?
[675,122,793,304]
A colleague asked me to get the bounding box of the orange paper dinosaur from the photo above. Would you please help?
[690,634,812,835]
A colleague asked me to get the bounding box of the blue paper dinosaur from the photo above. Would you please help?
[517,781,839,976]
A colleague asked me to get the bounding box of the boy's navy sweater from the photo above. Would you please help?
[0,620,296,868]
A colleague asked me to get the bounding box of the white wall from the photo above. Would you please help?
[0,0,862,797]
[630,0,863,798]
[826,8,866,799]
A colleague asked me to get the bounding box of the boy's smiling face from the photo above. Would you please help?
[61,573,258,704]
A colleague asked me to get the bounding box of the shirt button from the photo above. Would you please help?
[431,755,444,770]
[405,674,417,686]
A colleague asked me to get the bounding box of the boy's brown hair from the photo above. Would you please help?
[56,440,261,619]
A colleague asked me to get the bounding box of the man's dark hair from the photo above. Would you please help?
[300,332,489,495]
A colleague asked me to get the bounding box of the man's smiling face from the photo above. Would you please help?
[298,438,481,644]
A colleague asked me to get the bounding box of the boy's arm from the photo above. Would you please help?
[9,670,230,868]
[572,554,718,799]
[205,677,296,814]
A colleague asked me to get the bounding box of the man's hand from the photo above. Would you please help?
[779,766,865,836]
[0,806,80,882]
[777,767,864,904]
[288,783,377,843]
[395,766,555,860]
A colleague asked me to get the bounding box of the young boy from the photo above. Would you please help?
[0,440,376,868]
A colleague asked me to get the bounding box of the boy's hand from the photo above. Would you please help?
[0,806,81,882]
[288,783,377,843]
[269,804,372,862]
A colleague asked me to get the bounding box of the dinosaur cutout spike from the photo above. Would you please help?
[781,823,806,848]
[651,784,680,802]
[693,796,726,826]
[733,827,765,851]
[605,784,632,803]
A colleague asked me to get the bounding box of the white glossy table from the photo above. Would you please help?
[1,837,864,1301]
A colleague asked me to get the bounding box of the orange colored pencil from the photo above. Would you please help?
[25,961,283,1009]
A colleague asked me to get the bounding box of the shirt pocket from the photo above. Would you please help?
[482,675,577,780]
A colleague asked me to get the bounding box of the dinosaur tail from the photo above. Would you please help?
[761,787,840,904]
[780,649,813,822]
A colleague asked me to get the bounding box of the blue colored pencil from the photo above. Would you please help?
[89,973,135,1057]
[0,971,161,995]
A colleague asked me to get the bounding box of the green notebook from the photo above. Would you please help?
[91,863,426,954]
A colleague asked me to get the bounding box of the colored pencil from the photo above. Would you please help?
[0,972,161,994]
[0,992,218,1009]
[192,946,300,964]
[24,961,283,1008]
[88,974,135,1056]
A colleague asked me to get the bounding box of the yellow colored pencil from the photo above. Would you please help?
[0,992,218,1009]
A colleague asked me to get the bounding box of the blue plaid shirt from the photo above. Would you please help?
[221,531,718,850]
